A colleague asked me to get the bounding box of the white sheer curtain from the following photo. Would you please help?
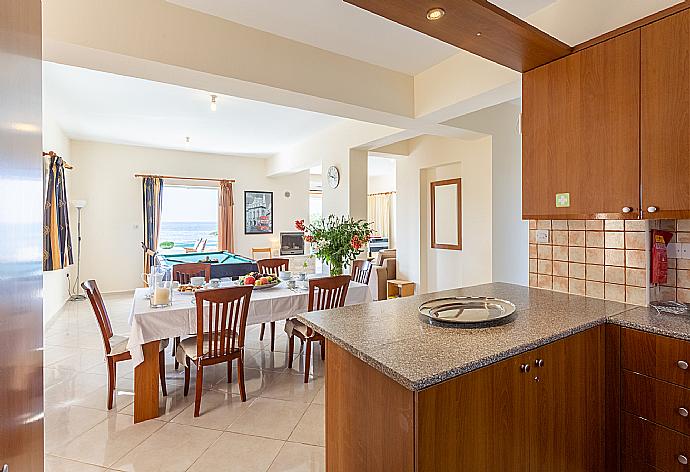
[368,193,393,238]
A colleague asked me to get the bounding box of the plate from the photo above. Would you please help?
[235,280,281,290]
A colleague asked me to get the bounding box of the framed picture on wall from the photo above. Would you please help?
[244,191,274,234]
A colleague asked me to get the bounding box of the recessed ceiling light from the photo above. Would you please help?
[426,7,445,21]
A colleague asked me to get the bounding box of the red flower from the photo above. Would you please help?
[304,235,315,243]
[295,219,305,231]
[350,235,362,250]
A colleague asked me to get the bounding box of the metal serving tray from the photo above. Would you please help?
[418,297,517,328]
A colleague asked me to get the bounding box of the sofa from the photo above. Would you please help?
[369,249,396,301]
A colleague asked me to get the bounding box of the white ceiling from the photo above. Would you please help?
[166,0,459,75]
[168,0,682,71]
[489,0,558,18]
[43,62,342,156]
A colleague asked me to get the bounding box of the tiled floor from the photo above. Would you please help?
[44,292,325,471]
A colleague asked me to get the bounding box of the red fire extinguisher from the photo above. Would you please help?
[651,230,673,285]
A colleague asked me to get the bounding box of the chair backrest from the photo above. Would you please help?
[251,247,272,260]
[197,238,208,252]
[351,259,373,285]
[173,263,211,284]
[375,249,396,266]
[194,286,253,360]
[256,258,289,276]
[81,279,115,354]
[308,275,351,312]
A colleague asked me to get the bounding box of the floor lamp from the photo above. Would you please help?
[69,199,87,301]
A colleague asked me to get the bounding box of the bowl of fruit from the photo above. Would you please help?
[237,272,281,290]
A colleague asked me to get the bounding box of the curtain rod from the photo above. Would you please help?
[134,174,235,183]
[368,191,396,196]
[43,151,74,169]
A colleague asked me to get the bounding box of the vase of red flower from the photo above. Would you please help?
[295,216,372,276]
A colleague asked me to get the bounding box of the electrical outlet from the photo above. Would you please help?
[536,230,549,244]
[680,243,690,260]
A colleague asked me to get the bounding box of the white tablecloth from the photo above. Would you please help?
[127,281,371,366]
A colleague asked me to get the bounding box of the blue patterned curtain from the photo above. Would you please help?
[43,155,73,271]
[142,177,164,275]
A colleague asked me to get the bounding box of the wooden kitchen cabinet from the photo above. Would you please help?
[529,326,605,471]
[417,327,605,471]
[522,30,640,220]
[621,328,690,470]
[325,327,605,471]
[416,351,532,471]
[641,10,690,219]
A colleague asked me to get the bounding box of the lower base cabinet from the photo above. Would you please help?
[621,328,690,471]
[325,327,605,471]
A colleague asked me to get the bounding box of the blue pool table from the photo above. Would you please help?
[159,251,258,279]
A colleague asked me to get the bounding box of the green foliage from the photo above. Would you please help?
[297,215,372,276]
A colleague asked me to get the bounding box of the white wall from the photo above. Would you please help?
[42,115,73,325]
[368,175,396,194]
[445,101,528,285]
[68,140,309,292]
[396,135,493,293]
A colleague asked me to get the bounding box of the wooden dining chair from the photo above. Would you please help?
[256,258,290,351]
[176,286,253,417]
[171,262,212,368]
[251,247,273,260]
[172,262,211,284]
[82,280,168,410]
[351,259,373,285]
[285,275,350,383]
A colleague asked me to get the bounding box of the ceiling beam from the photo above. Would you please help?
[343,0,572,72]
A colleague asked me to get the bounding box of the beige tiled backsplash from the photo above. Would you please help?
[530,219,690,306]
[529,219,649,306]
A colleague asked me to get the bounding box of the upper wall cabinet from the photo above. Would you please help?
[641,10,690,219]
[522,30,641,220]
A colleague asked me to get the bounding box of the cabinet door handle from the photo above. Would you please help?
[647,206,658,213]
[680,407,689,417]
[520,364,530,373]
[622,207,633,213]
[535,359,544,368]
[679,454,688,465]
[679,360,689,370]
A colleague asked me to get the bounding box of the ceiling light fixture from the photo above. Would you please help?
[210,94,217,112]
[426,7,445,21]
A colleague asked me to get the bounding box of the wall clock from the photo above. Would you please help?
[327,165,340,189]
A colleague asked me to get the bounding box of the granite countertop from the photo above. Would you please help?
[297,282,634,391]
[612,305,690,341]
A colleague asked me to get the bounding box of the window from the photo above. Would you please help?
[309,191,322,224]
[158,185,218,252]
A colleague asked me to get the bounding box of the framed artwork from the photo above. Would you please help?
[244,191,273,234]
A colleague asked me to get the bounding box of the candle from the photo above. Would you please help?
[153,287,171,306]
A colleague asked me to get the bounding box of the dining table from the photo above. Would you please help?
[127,278,372,422]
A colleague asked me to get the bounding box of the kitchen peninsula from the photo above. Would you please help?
[297,282,690,471]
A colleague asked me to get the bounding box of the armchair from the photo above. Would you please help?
[369,249,396,301]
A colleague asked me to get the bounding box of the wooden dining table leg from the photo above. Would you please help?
[134,341,160,423]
